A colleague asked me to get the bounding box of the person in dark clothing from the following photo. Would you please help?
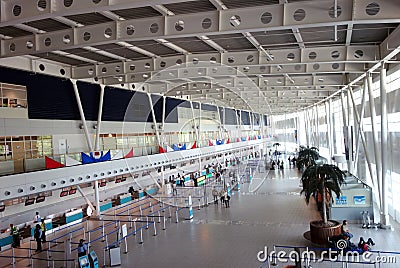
[34,224,42,252]
[77,239,87,257]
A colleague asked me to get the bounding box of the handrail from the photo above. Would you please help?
[48,226,84,243]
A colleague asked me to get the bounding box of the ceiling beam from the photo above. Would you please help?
[71,45,376,80]
[3,1,400,58]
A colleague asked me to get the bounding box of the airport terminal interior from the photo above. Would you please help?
[0,0,400,267]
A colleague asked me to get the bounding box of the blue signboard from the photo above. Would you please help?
[336,196,347,205]
[354,195,366,205]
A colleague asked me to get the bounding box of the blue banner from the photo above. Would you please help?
[216,139,224,145]
[172,144,186,151]
[81,150,111,164]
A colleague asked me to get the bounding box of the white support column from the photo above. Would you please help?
[348,87,379,204]
[340,91,348,127]
[328,100,334,155]
[315,106,320,148]
[235,109,240,141]
[324,102,332,163]
[380,67,390,227]
[304,110,310,146]
[71,79,102,217]
[347,90,354,174]
[147,93,161,147]
[161,96,166,146]
[353,82,368,175]
[340,91,351,172]
[94,84,105,151]
[76,186,96,214]
[216,106,223,139]
[71,79,93,151]
[199,103,202,146]
[367,73,383,218]
[190,101,199,142]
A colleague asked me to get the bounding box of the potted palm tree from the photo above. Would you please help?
[300,164,346,244]
[296,146,319,170]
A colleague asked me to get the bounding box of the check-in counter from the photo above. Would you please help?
[119,193,132,205]
[99,201,112,212]
[145,186,158,196]
[0,231,13,248]
[65,209,83,224]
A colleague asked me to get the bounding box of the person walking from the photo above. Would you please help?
[40,219,46,242]
[34,224,42,252]
[10,224,20,248]
[77,239,87,257]
[212,187,219,204]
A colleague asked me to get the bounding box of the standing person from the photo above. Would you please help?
[172,180,177,196]
[223,191,230,208]
[77,239,87,257]
[33,211,41,223]
[219,189,225,206]
[10,224,20,248]
[212,187,219,204]
[34,224,42,252]
[40,219,46,242]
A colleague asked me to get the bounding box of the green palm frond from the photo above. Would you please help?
[300,164,346,205]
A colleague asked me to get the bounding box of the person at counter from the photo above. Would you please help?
[10,224,20,248]
[40,219,46,243]
[34,224,42,252]
[33,211,41,223]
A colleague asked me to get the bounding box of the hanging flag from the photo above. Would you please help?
[166,145,174,152]
[112,150,123,160]
[236,137,240,142]
[159,146,166,153]
[258,135,262,139]
[45,156,65,169]
[216,139,224,145]
[81,150,111,164]
[241,137,247,141]
[191,141,197,149]
[248,136,251,141]
[172,144,187,151]
[208,140,214,146]
[226,138,230,144]
[124,148,134,158]
[179,144,186,150]
[65,155,81,166]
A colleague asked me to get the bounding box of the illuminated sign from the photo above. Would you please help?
[36,196,46,203]
[69,188,77,195]
[195,176,206,187]
[25,198,35,206]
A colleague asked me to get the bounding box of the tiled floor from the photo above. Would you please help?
[115,161,400,267]
[2,158,400,267]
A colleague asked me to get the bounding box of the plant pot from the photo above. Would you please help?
[309,220,341,245]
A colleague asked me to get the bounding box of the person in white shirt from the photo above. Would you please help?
[33,212,41,223]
